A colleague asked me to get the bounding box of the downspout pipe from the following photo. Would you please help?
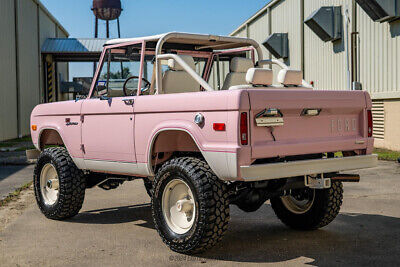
[351,0,359,87]
[300,0,305,76]
[344,6,351,90]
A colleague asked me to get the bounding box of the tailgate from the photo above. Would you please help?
[247,89,370,159]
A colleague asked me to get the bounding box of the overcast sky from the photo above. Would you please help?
[40,0,269,80]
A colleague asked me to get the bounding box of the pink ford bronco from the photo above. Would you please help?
[30,32,377,254]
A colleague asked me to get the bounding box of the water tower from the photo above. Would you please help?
[92,0,123,38]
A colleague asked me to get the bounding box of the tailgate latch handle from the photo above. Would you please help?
[301,108,321,116]
[255,108,284,127]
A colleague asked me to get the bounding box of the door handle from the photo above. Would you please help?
[122,99,134,106]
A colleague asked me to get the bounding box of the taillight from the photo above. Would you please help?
[367,110,373,137]
[240,112,248,145]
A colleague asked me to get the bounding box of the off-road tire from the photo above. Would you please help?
[270,181,343,230]
[152,157,230,254]
[33,147,86,220]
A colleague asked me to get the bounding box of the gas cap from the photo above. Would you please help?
[194,113,204,126]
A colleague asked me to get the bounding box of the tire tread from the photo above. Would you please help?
[271,181,343,230]
[34,147,85,220]
[152,157,230,254]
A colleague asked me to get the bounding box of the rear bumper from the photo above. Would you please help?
[240,154,378,182]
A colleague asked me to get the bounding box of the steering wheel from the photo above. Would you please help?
[123,76,151,96]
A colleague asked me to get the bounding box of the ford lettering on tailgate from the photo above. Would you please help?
[331,118,357,133]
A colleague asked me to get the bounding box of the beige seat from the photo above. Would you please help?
[162,55,199,94]
[221,57,253,90]
[246,68,273,86]
[229,68,273,90]
[277,69,303,87]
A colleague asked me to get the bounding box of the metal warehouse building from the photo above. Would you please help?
[0,0,69,141]
[231,0,400,151]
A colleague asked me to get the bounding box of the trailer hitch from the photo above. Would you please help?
[305,173,360,189]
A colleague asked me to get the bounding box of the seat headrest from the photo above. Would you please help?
[168,55,196,71]
[230,57,253,73]
[277,69,303,86]
[245,68,273,86]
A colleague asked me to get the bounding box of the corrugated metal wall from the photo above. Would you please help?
[0,0,18,140]
[304,0,352,91]
[232,0,400,94]
[235,28,247,38]
[231,0,303,81]
[230,0,400,150]
[247,11,269,61]
[0,0,69,141]
[17,0,40,137]
[357,7,400,99]
[270,0,301,70]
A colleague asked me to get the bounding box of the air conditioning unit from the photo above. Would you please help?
[262,33,289,59]
[355,0,400,22]
[304,6,342,42]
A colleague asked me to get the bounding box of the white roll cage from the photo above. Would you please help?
[105,32,312,93]
[154,32,263,94]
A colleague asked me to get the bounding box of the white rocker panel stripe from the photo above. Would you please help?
[73,151,238,180]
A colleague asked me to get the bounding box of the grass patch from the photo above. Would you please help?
[14,146,36,152]
[0,142,13,148]
[0,182,32,207]
[0,135,34,151]
[6,136,32,143]
[373,148,400,161]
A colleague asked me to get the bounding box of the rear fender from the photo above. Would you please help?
[146,121,238,180]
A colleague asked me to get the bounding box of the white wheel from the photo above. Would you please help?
[281,189,315,214]
[40,163,60,206]
[152,157,230,253]
[34,147,85,220]
[162,179,196,234]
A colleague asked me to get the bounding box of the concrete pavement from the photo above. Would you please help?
[0,161,399,266]
[0,165,33,199]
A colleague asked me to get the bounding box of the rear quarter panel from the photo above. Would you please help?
[134,90,249,179]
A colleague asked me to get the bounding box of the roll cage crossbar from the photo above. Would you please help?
[89,32,264,97]
[154,32,263,94]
